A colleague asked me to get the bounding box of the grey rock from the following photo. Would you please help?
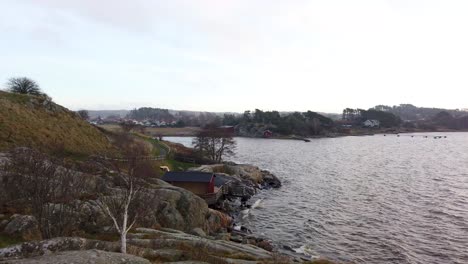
[222,258,259,264]
[141,248,185,262]
[164,260,209,264]
[78,178,220,235]
[0,249,150,264]
[214,233,231,241]
[230,235,243,243]
[4,215,41,241]
[190,163,281,189]
[261,170,282,189]
[129,228,273,260]
[190,228,206,237]
[0,220,8,231]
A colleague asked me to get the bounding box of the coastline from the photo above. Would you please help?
[159,127,468,142]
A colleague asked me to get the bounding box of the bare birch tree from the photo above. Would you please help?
[96,135,151,254]
[96,172,144,253]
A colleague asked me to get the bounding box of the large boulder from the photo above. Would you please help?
[3,215,42,241]
[190,163,281,189]
[260,170,282,189]
[144,183,212,233]
[206,209,232,234]
[77,179,216,235]
[0,250,150,264]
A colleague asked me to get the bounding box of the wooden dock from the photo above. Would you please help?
[199,187,224,205]
[198,182,254,206]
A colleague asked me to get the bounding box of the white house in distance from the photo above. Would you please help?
[363,119,380,128]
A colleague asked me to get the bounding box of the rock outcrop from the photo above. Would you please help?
[190,163,281,189]
[0,237,118,260]
[3,215,42,241]
[0,229,282,263]
[0,250,150,264]
[76,179,228,235]
[127,227,275,261]
[206,209,232,234]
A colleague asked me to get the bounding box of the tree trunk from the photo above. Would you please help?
[121,231,127,254]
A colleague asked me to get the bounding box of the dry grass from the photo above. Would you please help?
[99,124,202,136]
[0,234,24,248]
[0,91,115,157]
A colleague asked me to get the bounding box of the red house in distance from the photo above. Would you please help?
[263,130,273,138]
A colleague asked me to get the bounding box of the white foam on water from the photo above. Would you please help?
[294,244,317,258]
[251,198,263,209]
[241,208,250,219]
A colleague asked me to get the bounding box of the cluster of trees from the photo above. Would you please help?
[192,127,236,163]
[372,104,466,121]
[429,111,468,130]
[223,109,334,136]
[127,107,174,121]
[177,112,222,127]
[342,108,401,127]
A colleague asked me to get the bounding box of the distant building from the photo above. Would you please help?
[89,116,104,125]
[263,130,273,138]
[363,119,380,128]
[336,120,354,128]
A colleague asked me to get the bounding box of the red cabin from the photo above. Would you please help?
[263,130,273,138]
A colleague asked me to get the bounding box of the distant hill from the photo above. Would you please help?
[87,110,130,119]
[0,91,115,156]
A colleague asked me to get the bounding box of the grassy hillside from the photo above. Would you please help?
[0,91,115,156]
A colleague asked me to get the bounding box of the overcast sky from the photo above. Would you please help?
[1,0,467,113]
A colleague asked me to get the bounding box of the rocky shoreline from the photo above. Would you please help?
[0,148,315,263]
[188,163,282,251]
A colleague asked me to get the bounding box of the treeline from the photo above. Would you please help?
[372,104,467,121]
[423,111,468,130]
[126,107,174,121]
[342,108,401,127]
[222,109,334,136]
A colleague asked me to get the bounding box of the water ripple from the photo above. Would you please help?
[231,133,468,264]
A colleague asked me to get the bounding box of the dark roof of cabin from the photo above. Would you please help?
[162,171,214,183]
[214,174,231,187]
